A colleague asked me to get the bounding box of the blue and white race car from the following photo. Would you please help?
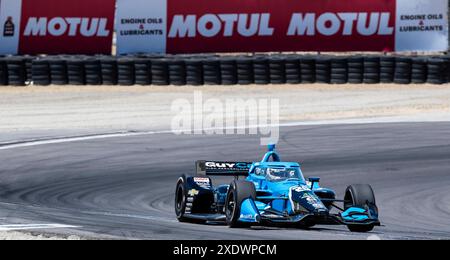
[175,145,380,232]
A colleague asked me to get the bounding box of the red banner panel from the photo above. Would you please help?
[18,0,115,54]
[166,0,396,53]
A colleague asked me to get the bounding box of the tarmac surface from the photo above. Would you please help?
[1,122,449,239]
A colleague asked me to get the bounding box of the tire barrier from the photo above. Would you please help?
[99,56,118,85]
[347,56,364,84]
[117,58,135,86]
[380,56,395,83]
[427,58,447,85]
[0,58,8,86]
[411,57,427,84]
[363,56,380,84]
[168,59,186,86]
[394,57,412,85]
[49,57,69,85]
[300,57,316,84]
[84,58,102,85]
[285,55,301,84]
[269,56,286,84]
[1,54,450,86]
[202,58,221,85]
[221,57,238,85]
[32,58,51,86]
[330,57,347,84]
[24,56,34,83]
[237,56,254,85]
[66,58,85,85]
[6,57,27,86]
[253,56,270,85]
[315,57,331,84]
[151,58,169,86]
[185,58,203,86]
[134,58,151,85]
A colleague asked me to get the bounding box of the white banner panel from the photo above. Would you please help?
[116,0,167,55]
[396,0,448,51]
[0,0,22,55]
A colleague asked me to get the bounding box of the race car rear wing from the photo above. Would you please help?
[196,161,252,176]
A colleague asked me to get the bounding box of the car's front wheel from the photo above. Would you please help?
[225,180,256,228]
[175,175,188,222]
[344,184,377,232]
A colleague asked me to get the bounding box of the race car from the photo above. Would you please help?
[175,145,380,232]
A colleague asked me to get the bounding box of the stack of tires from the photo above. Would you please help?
[185,58,203,86]
[32,58,51,86]
[99,56,118,85]
[6,57,27,86]
[202,58,221,85]
[67,57,85,85]
[0,57,7,86]
[330,57,348,84]
[220,57,238,85]
[363,57,380,84]
[253,56,270,85]
[269,56,286,84]
[84,57,102,85]
[315,57,331,83]
[169,59,186,85]
[411,57,427,84]
[427,58,447,85]
[285,55,301,84]
[48,56,68,85]
[394,57,412,84]
[300,56,316,83]
[117,57,135,85]
[236,56,254,85]
[347,57,364,84]
[23,56,34,83]
[443,56,450,83]
[151,58,170,85]
[134,58,151,85]
[380,56,395,83]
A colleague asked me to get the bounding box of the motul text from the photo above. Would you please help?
[23,17,110,37]
[168,12,394,38]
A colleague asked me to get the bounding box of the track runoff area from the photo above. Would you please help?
[0,0,449,250]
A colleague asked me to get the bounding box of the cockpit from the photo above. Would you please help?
[255,166,305,182]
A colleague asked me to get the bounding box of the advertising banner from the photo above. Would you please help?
[116,0,449,54]
[0,0,115,55]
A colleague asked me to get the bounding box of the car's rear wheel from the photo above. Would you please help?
[344,184,377,232]
[225,180,256,228]
[175,175,188,222]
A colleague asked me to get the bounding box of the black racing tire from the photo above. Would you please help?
[6,58,27,86]
[31,59,51,86]
[186,59,204,86]
[347,223,375,233]
[225,180,256,228]
[202,58,221,85]
[175,175,189,222]
[344,184,377,232]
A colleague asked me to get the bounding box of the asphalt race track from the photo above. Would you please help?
[0,122,450,240]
